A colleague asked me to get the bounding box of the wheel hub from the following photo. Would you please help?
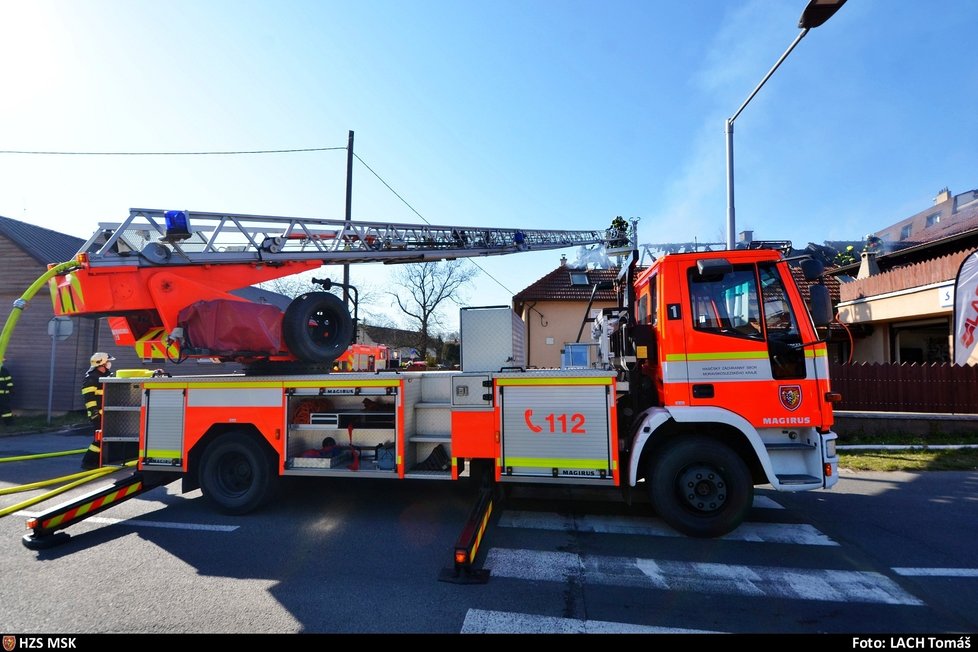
[679,465,727,513]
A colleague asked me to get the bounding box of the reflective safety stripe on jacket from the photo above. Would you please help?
[82,368,111,421]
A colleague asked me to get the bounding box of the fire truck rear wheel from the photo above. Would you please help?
[648,436,752,538]
[199,433,278,515]
[282,292,354,363]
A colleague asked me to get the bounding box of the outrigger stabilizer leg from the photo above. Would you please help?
[439,461,497,584]
[22,472,167,550]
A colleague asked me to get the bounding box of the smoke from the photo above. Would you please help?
[569,244,614,270]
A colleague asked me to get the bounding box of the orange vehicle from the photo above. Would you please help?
[22,213,839,566]
[332,343,391,371]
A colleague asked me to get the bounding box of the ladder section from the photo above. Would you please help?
[78,208,609,268]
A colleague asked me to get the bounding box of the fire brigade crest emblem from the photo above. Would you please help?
[3,636,16,652]
[779,385,802,411]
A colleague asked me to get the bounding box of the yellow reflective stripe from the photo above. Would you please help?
[145,449,181,458]
[68,273,85,305]
[504,457,608,469]
[81,386,97,395]
[43,482,141,529]
[285,379,400,388]
[804,348,828,359]
[666,351,769,362]
[87,444,101,453]
[144,381,282,389]
[84,400,98,409]
[495,377,613,386]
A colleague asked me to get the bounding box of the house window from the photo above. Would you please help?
[925,212,941,228]
[569,271,589,286]
[900,224,912,240]
[561,343,592,368]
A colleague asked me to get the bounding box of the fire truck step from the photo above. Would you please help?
[776,474,821,485]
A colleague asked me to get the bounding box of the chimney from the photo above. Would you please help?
[559,254,567,267]
[738,230,753,246]
[857,251,880,279]
[934,187,951,205]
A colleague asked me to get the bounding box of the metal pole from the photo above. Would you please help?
[47,334,57,425]
[725,118,736,250]
[725,28,809,250]
[343,130,354,303]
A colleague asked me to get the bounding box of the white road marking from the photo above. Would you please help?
[460,609,720,634]
[17,510,238,532]
[893,568,978,578]
[752,495,784,509]
[485,548,923,606]
[497,510,837,545]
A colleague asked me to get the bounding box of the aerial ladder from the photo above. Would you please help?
[50,208,610,368]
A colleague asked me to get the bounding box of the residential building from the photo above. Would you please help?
[512,255,619,369]
[832,187,978,364]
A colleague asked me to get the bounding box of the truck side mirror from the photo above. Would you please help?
[799,258,824,281]
[809,284,833,326]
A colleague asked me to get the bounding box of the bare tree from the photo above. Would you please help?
[388,260,478,361]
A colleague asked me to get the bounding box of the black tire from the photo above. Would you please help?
[281,292,354,363]
[648,436,752,538]
[199,433,278,515]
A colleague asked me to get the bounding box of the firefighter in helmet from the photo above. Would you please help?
[80,352,115,470]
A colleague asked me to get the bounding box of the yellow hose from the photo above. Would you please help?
[0,461,137,519]
[0,449,86,463]
[0,260,80,364]
[0,467,107,495]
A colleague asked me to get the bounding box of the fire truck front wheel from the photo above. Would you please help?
[282,292,354,363]
[648,436,752,538]
[199,433,278,515]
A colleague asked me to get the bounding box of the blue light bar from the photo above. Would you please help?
[163,210,192,240]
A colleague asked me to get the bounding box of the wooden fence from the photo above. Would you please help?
[828,362,978,413]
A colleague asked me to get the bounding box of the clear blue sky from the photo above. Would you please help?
[1,1,975,333]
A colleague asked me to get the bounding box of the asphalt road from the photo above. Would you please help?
[1,427,976,636]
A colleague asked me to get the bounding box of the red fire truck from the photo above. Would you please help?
[22,209,839,568]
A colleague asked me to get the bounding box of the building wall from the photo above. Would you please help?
[0,235,241,415]
[518,299,615,369]
[838,283,954,363]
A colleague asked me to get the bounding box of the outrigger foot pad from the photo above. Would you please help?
[438,567,491,585]
[22,531,71,550]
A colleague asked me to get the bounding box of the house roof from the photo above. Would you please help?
[513,266,619,302]
[831,201,978,276]
[0,215,84,266]
[360,324,421,348]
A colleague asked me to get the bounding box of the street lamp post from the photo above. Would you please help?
[724,0,846,250]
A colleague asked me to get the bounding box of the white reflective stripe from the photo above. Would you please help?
[187,388,282,407]
[683,358,773,382]
[663,357,826,383]
[660,361,687,383]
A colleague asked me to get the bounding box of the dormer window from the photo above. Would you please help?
[925,212,941,228]
[900,224,912,240]
[569,271,589,286]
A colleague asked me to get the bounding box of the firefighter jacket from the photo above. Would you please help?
[0,365,12,418]
[81,366,112,424]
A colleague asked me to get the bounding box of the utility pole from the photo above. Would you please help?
[343,130,354,303]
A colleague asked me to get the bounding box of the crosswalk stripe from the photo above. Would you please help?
[485,548,923,606]
[892,568,978,578]
[752,495,784,509]
[460,608,720,634]
[497,510,838,545]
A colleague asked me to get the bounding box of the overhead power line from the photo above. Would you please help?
[0,147,347,156]
[0,141,532,297]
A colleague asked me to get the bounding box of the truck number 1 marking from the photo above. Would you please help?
[524,409,586,434]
